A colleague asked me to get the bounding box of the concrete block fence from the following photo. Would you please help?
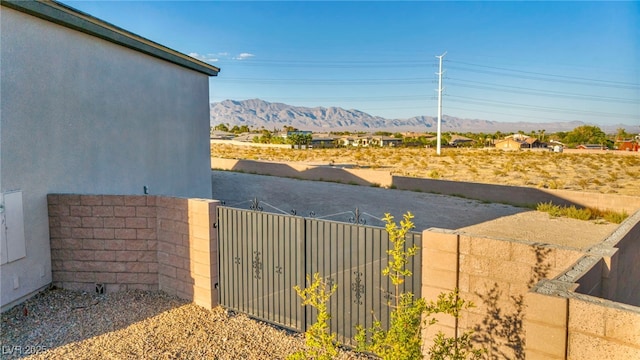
[420,229,584,359]
[48,192,640,359]
[420,210,640,359]
[524,209,640,359]
[48,194,219,308]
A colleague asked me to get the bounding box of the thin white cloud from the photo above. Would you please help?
[189,51,255,62]
[188,52,219,63]
[234,52,255,60]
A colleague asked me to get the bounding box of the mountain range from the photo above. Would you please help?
[210,99,637,134]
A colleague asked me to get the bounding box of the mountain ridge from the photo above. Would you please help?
[210,99,636,133]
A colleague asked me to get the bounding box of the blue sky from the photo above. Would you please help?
[63,1,639,127]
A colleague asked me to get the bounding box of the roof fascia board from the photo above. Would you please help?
[1,0,219,76]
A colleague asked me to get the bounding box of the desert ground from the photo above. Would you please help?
[211,144,640,196]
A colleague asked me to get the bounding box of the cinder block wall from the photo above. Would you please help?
[609,216,640,305]
[566,297,640,359]
[48,194,219,308]
[574,257,605,297]
[523,210,640,359]
[49,194,159,293]
[420,229,584,358]
[525,273,640,359]
[156,197,218,308]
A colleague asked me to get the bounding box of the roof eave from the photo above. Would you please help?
[1,0,220,76]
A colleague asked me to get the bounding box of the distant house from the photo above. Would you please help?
[506,133,529,141]
[449,135,475,147]
[615,139,639,152]
[577,144,606,150]
[354,136,373,147]
[210,130,235,140]
[311,133,338,148]
[372,136,403,147]
[338,134,402,147]
[548,140,565,148]
[1,0,219,309]
[523,137,543,148]
[234,133,260,142]
[338,135,371,147]
[495,138,525,150]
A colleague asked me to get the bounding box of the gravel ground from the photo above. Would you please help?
[1,288,371,360]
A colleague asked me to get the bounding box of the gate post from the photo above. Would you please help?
[187,198,221,309]
[421,228,460,345]
[297,217,307,331]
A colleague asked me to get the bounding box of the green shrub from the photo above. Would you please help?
[355,212,484,360]
[536,202,629,224]
[601,209,629,224]
[563,205,592,220]
[288,273,339,360]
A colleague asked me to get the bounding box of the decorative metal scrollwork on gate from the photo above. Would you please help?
[383,290,393,303]
[252,251,263,279]
[349,207,366,225]
[351,271,365,305]
[250,197,263,212]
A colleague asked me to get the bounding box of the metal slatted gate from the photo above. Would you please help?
[217,206,422,345]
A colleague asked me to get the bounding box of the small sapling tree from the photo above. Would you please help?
[288,273,339,360]
[356,212,484,360]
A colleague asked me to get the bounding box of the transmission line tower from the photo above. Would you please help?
[436,52,446,155]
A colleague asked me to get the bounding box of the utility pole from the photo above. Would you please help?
[435,52,446,155]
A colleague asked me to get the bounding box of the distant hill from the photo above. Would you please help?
[210,99,637,133]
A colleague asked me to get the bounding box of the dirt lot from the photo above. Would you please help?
[211,144,640,196]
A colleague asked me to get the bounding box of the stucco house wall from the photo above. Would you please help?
[0,1,218,310]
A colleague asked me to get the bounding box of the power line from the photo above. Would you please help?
[447,65,640,89]
[436,52,446,155]
[445,105,586,123]
[216,77,432,85]
[448,60,640,87]
[226,59,435,69]
[446,95,638,119]
[447,78,638,104]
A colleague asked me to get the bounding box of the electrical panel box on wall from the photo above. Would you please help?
[0,191,27,265]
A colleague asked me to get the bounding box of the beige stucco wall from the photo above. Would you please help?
[1,7,212,309]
